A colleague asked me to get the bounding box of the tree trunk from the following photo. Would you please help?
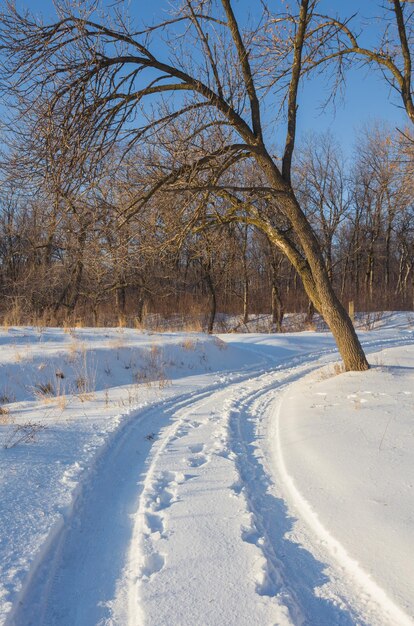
[67,256,84,312]
[242,278,249,325]
[116,283,126,314]
[305,299,315,325]
[270,250,284,332]
[257,151,369,370]
[136,294,145,324]
[271,283,284,332]
[340,251,350,299]
[204,271,216,334]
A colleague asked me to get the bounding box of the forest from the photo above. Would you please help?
[0,125,412,331]
[0,0,413,370]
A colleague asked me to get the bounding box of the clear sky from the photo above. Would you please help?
[296,0,409,156]
[8,0,410,158]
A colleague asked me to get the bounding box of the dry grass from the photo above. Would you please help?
[66,339,86,363]
[134,345,171,389]
[133,317,143,330]
[32,374,69,409]
[181,318,204,332]
[33,381,54,397]
[73,350,97,402]
[316,362,346,381]
[144,312,205,333]
[13,349,24,363]
[13,346,33,363]
[63,319,75,334]
[2,302,23,329]
[0,406,13,425]
[66,341,80,363]
[116,385,141,408]
[181,338,197,351]
[3,422,47,449]
[0,394,13,405]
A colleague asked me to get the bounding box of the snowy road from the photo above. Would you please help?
[8,359,315,626]
[2,320,414,625]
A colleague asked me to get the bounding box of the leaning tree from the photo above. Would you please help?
[0,0,411,368]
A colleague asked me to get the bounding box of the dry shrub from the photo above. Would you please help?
[30,366,68,409]
[73,350,96,401]
[32,375,68,407]
[66,340,83,363]
[182,317,204,332]
[3,422,47,449]
[0,406,13,425]
[0,392,14,404]
[317,362,346,381]
[360,311,384,331]
[133,317,143,329]
[63,319,75,334]
[2,300,23,328]
[181,338,196,351]
[135,345,171,389]
[13,346,32,363]
[34,381,54,397]
[75,376,87,392]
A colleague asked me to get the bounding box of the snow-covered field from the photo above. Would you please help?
[0,312,413,625]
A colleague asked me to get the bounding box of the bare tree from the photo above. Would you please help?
[0,0,377,369]
[295,133,351,283]
[294,1,414,124]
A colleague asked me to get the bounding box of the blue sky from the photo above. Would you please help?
[8,0,410,158]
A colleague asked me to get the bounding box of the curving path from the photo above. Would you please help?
[7,335,414,626]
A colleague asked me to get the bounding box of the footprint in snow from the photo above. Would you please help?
[188,443,204,454]
[145,512,164,536]
[149,471,180,511]
[187,454,208,468]
[141,552,165,581]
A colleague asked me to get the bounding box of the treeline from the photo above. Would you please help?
[0,124,412,330]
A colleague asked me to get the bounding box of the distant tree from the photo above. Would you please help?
[295,133,351,283]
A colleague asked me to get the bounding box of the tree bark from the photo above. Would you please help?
[204,270,216,334]
[256,151,369,370]
[242,276,249,325]
[271,283,284,332]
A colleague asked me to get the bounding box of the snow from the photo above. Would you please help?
[275,345,414,624]
[0,313,413,625]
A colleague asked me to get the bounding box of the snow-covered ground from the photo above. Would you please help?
[0,313,413,625]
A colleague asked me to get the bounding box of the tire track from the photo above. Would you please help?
[7,334,413,625]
